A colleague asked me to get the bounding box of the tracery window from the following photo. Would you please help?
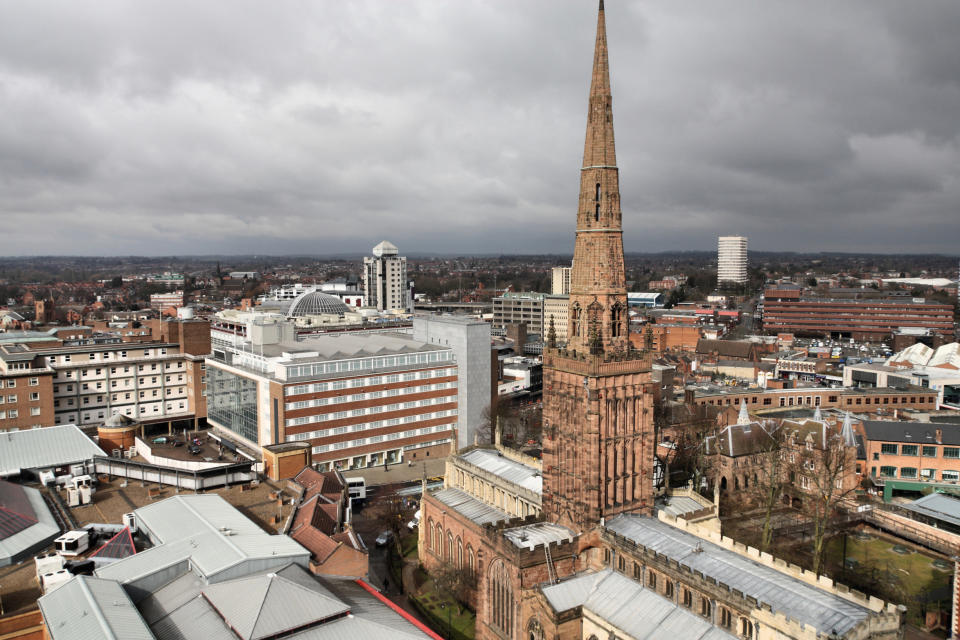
[488,559,514,637]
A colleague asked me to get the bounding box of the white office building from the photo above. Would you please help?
[717,235,748,285]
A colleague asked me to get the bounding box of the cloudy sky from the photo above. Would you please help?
[1,1,958,256]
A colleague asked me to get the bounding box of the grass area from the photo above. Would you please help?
[824,532,951,626]
[411,582,476,640]
[401,532,419,558]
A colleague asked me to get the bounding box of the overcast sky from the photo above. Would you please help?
[1,1,958,257]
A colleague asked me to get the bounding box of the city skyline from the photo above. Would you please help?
[1,1,959,256]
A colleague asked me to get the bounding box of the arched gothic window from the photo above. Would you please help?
[527,617,545,640]
[447,532,454,563]
[488,559,514,637]
[610,303,624,338]
[570,304,581,339]
[435,524,443,555]
[467,546,475,578]
[456,537,463,570]
[428,519,434,551]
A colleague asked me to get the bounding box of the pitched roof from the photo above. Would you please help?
[696,339,756,359]
[38,575,154,640]
[861,420,960,445]
[605,515,871,636]
[202,571,350,640]
[0,424,105,476]
[0,481,37,539]
[541,569,736,639]
[89,526,136,561]
[705,422,777,457]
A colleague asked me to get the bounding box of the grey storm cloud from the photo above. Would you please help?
[0,0,958,256]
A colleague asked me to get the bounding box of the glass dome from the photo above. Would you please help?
[287,291,351,317]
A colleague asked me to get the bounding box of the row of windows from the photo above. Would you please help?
[285,381,455,410]
[285,399,456,427]
[609,552,752,638]
[55,360,184,379]
[306,423,453,451]
[0,392,40,403]
[54,387,186,407]
[285,352,453,379]
[285,367,456,396]
[0,408,41,419]
[53,402,187,425]
[874,466,959,481]
[47,348,168,364]
[56,374,188,394]
[878,443,958,458]
[704,393,933,407]
[0,378,40,388]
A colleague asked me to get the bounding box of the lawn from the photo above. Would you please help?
[824,531,952,625]
[411,575,476,640]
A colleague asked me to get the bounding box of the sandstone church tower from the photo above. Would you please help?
[542,0,657,531]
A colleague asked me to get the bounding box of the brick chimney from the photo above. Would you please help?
[936,428,943,444]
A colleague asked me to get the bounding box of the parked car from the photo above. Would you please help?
[188,444,202,455]
[375,530,394,547]
[407,509,421,531]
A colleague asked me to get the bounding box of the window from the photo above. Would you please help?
[901,445,918,457]
[488,560,515,637]
[945,448,960,459]
[719,608,732,629]
[29,392,39,401]
[942,470,959,481]
[921,446,937,457]
[682,588,692,608]
[879,466,897,477]
[29,377,39,386]
[880,443,898,455]
[700,598,711,619]
[6,380,14,388]
[740,618,753,639]
[664,580,673,599]
[900,467,918,479]
[30,407,40,416]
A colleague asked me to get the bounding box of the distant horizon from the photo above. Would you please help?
[1,249,958,261]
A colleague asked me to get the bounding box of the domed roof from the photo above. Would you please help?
[287,291,351,317]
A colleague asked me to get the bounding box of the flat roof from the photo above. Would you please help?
[0,424,106,476]
[605,515,871,635]
[502,522,575,550]
[264,333,447,363]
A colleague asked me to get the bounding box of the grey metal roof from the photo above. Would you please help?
[0,482,61,566]
[431,487,511,526]
[150,592,236,640]
[318,575,427,637]
[861,420,960,446]
[266,333,444,362]
[0,424,105,476]
[655,495,709,519]
[96,495,309,584]
[202,571,350,640]
[459,448,542,494]
[542,570,736,640]
[287,615,428,640]
[903,492,960,528]
[503,522,575,550]
[605,515,871,635]
[38,575,155,640]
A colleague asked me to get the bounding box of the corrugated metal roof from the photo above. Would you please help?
[202,571,349,640]
[655,495,708,519]
[605,515,870,635]
[286,615,429,640]
[458,449,542,494]
[38,575,155,640]
[431,487,510,526]
[96,495,309,584]
[543,570,736,639]
[150,593,236,640]
[318,575,426,636]
[903,492,960,527]
[0,424,105,476]
[503,522,575,550]
[0,483,60,566]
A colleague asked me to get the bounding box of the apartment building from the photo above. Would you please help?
[206,321,458,471]
[717,235,748,285]
[492,292,545,336]
[542,294,569,344]
[862,420,960,483]
[362,240,409,312]
[0,318,209,431]
[551,266,571,295]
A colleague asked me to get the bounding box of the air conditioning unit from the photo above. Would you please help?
[41,569,72,594]
[122,512,137,533]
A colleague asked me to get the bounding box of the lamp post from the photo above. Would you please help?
[439,601,452,640]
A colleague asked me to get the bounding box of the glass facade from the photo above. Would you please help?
[207,367,259,444]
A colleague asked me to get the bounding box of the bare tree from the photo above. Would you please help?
[754,433,784,552]
[431,561,476,614]
[785,427,858,576]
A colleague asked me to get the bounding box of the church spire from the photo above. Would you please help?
[567,0,628,354]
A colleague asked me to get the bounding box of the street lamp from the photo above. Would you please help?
[439,601,452,640]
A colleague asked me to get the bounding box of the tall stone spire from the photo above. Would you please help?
[567,0,629,354]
